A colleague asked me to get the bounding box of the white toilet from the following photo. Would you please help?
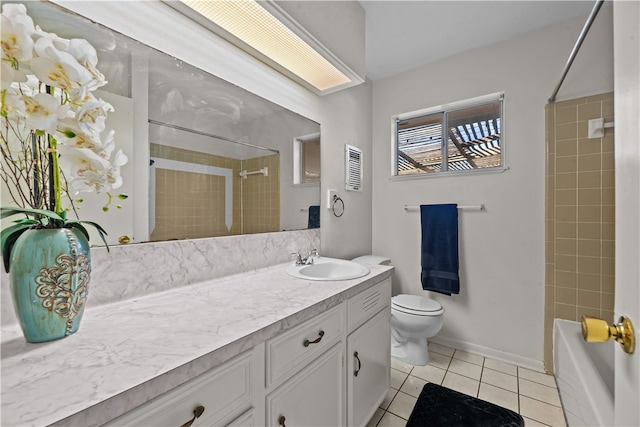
[351,255,445,366]
[391,294,444,366]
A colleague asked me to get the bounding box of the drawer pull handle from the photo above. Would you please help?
[303,330,325,347]
[180,405,205,427]
[354,351,361,376]
[278,415,286,426]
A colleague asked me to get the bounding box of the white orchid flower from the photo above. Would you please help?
[58,145,111,193]
[103,148,128,190]
[1,88,26,121]
[66,38,107,90]
[12,74,40,97]
[30,36,93,91]
[76,97,114,137]
[33,26,70,51]
[22,92,70,134]
[97,129,116,159]
[1,60,27,90]
[1,4,36,64]
[2,4,125,223]
[56,118,105,153]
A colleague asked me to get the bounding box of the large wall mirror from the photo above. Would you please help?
[2,1,321,246]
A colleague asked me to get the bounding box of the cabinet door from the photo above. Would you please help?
[347,308,391,427]
[267,343,345,427]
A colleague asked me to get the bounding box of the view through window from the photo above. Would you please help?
[394,96,503,176]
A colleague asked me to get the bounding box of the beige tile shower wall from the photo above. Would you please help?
[241,154,280,234]
[150,144,242,241]
[544,93,615,372]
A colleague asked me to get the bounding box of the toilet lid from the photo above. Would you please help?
[392,294,442,312]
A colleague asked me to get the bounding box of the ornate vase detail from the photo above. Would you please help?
[9,228,91,343]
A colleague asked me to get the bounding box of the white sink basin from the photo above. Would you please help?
[286,257,370,281]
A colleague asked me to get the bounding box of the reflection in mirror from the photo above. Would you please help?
[6,1,321,245]
[294,133,321,186]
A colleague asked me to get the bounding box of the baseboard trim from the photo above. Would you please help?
[429,336,545,372]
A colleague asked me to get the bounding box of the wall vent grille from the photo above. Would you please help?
[345,144,363,191]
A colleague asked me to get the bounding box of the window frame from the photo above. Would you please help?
[390,92,507,179]
[292,132,321,186]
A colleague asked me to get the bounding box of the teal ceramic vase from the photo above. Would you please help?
[9,228,91,343]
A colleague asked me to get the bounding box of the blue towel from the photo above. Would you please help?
[308,205,320,229]
[420,204,460,295]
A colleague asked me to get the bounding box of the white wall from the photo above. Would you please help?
[371,9,613,368]
[321,80,374,259]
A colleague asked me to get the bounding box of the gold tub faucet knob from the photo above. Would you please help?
[581,315,636,354]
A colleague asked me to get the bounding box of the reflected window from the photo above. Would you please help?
[294,133,321,185]
[393,94,503,176]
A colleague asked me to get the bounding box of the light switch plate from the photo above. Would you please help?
[327,189,337,209]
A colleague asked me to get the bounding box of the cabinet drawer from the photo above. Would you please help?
[347,278,391,333]
[266,303,345,387]
[106,350,253,427]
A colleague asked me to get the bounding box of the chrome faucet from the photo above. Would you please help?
[292,248,320,265]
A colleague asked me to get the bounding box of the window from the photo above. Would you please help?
[393,94,503,177]
[293,133,320,185]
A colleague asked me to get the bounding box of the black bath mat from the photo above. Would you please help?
[406,383,524,427]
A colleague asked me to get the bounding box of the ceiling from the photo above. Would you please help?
[360,1,606,81]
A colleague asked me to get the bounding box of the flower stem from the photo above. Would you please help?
[48,134,62,215]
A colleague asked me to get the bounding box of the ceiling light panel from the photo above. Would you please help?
[179,0,352,92]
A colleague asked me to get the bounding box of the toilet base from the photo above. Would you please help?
[391,337,431,366]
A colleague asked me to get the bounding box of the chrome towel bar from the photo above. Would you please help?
[404,204,485,211]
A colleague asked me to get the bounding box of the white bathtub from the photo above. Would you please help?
[553,319,614,426]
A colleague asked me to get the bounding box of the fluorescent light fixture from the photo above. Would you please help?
[170,0,361,95]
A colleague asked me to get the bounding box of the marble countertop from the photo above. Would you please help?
[1,261,393,427]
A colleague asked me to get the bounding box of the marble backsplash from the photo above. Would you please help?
[1,228,320,327]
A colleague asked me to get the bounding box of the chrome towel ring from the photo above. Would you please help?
[332,195,344,217]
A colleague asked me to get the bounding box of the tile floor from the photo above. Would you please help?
[367,343,566,427]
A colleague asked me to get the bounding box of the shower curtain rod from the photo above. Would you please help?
[148,119,280,154]
[548,0,605,103]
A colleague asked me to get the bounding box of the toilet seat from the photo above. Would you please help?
[392,294,444,316]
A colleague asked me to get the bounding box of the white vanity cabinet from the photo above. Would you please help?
[102,275,391,427]
[347,279,392,427]
[263,278,391,427]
